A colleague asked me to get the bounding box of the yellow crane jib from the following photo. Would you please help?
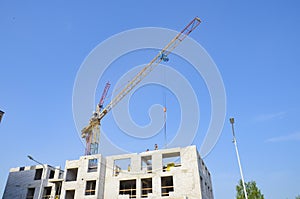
[81,17,201,154]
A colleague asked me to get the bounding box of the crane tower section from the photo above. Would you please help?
[84,81,110,155]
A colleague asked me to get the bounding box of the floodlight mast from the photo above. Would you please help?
[81,17,202,155]
[230,118,248,199]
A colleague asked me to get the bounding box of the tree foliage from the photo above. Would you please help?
[236,179,264,199]
[295,195,300,199]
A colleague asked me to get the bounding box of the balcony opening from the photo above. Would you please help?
[141,178,152,198]
[26,188,35,199]
[19,166,25,171]
[88,158,98,172]
[119,179,136,198]
[161,176,174,197]
[49,170,55,179]
[85,180,96,195]
[34,168,43,180]
[66,168,78,181]
[65,190,75,199]
[141,156,152,173]
[162,152,181,172]
[42,186,52,199]
[114,158,131,176]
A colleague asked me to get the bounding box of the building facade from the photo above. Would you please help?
[60,154,106,199]
[3,145,213,199]
[2,164,63,199]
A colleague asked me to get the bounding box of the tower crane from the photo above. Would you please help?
[84,81,110,155]
[81,17,201,155]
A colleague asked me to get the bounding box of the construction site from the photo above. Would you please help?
[3,0,300,198]
[3,146,213,199]
[3,17,215,199]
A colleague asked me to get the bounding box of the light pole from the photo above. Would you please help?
[28,155,46,199]
[229,118,248,199]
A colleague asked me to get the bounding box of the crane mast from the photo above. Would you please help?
[84,81,110,155]
[81,17,201,155]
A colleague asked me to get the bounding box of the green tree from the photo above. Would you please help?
[295,195,300,199]
[236,179,264,199]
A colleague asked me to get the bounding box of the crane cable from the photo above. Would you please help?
[163,64,167,149]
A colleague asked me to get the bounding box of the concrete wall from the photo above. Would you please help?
[3,164,63,199]
[60,154,105,199]
[3,145,213,199]
[104,146,212,199]
[197,152,214,199]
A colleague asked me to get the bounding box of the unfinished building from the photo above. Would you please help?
[60,154,106,199]
[2,164,63,199]
[3,145,213,199]
[104,145,213,199]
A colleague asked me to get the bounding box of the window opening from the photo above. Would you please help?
[161,176,174,197]
[88,158,98,172]
[141,156,152,173]
[114,158,131,176]
[55,182,62,199]
[59,171,63,179]
[141,178,152,198]
[119,179,136,198]
[200,176,205,194]
[49,170,55,179]
[19,167,25,171]
[85,180,96,195]
[42,186,52,199]
[66,168,78,181]
[65,190,75,199]
[26,188,35,199]
[34,168,43,180]
[162,152,181,172]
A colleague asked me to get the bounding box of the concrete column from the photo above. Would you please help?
[152,153,162,173]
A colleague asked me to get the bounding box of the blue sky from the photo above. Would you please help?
[1,1,300,198]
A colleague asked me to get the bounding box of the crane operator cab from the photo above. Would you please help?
[159,52,169,62]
